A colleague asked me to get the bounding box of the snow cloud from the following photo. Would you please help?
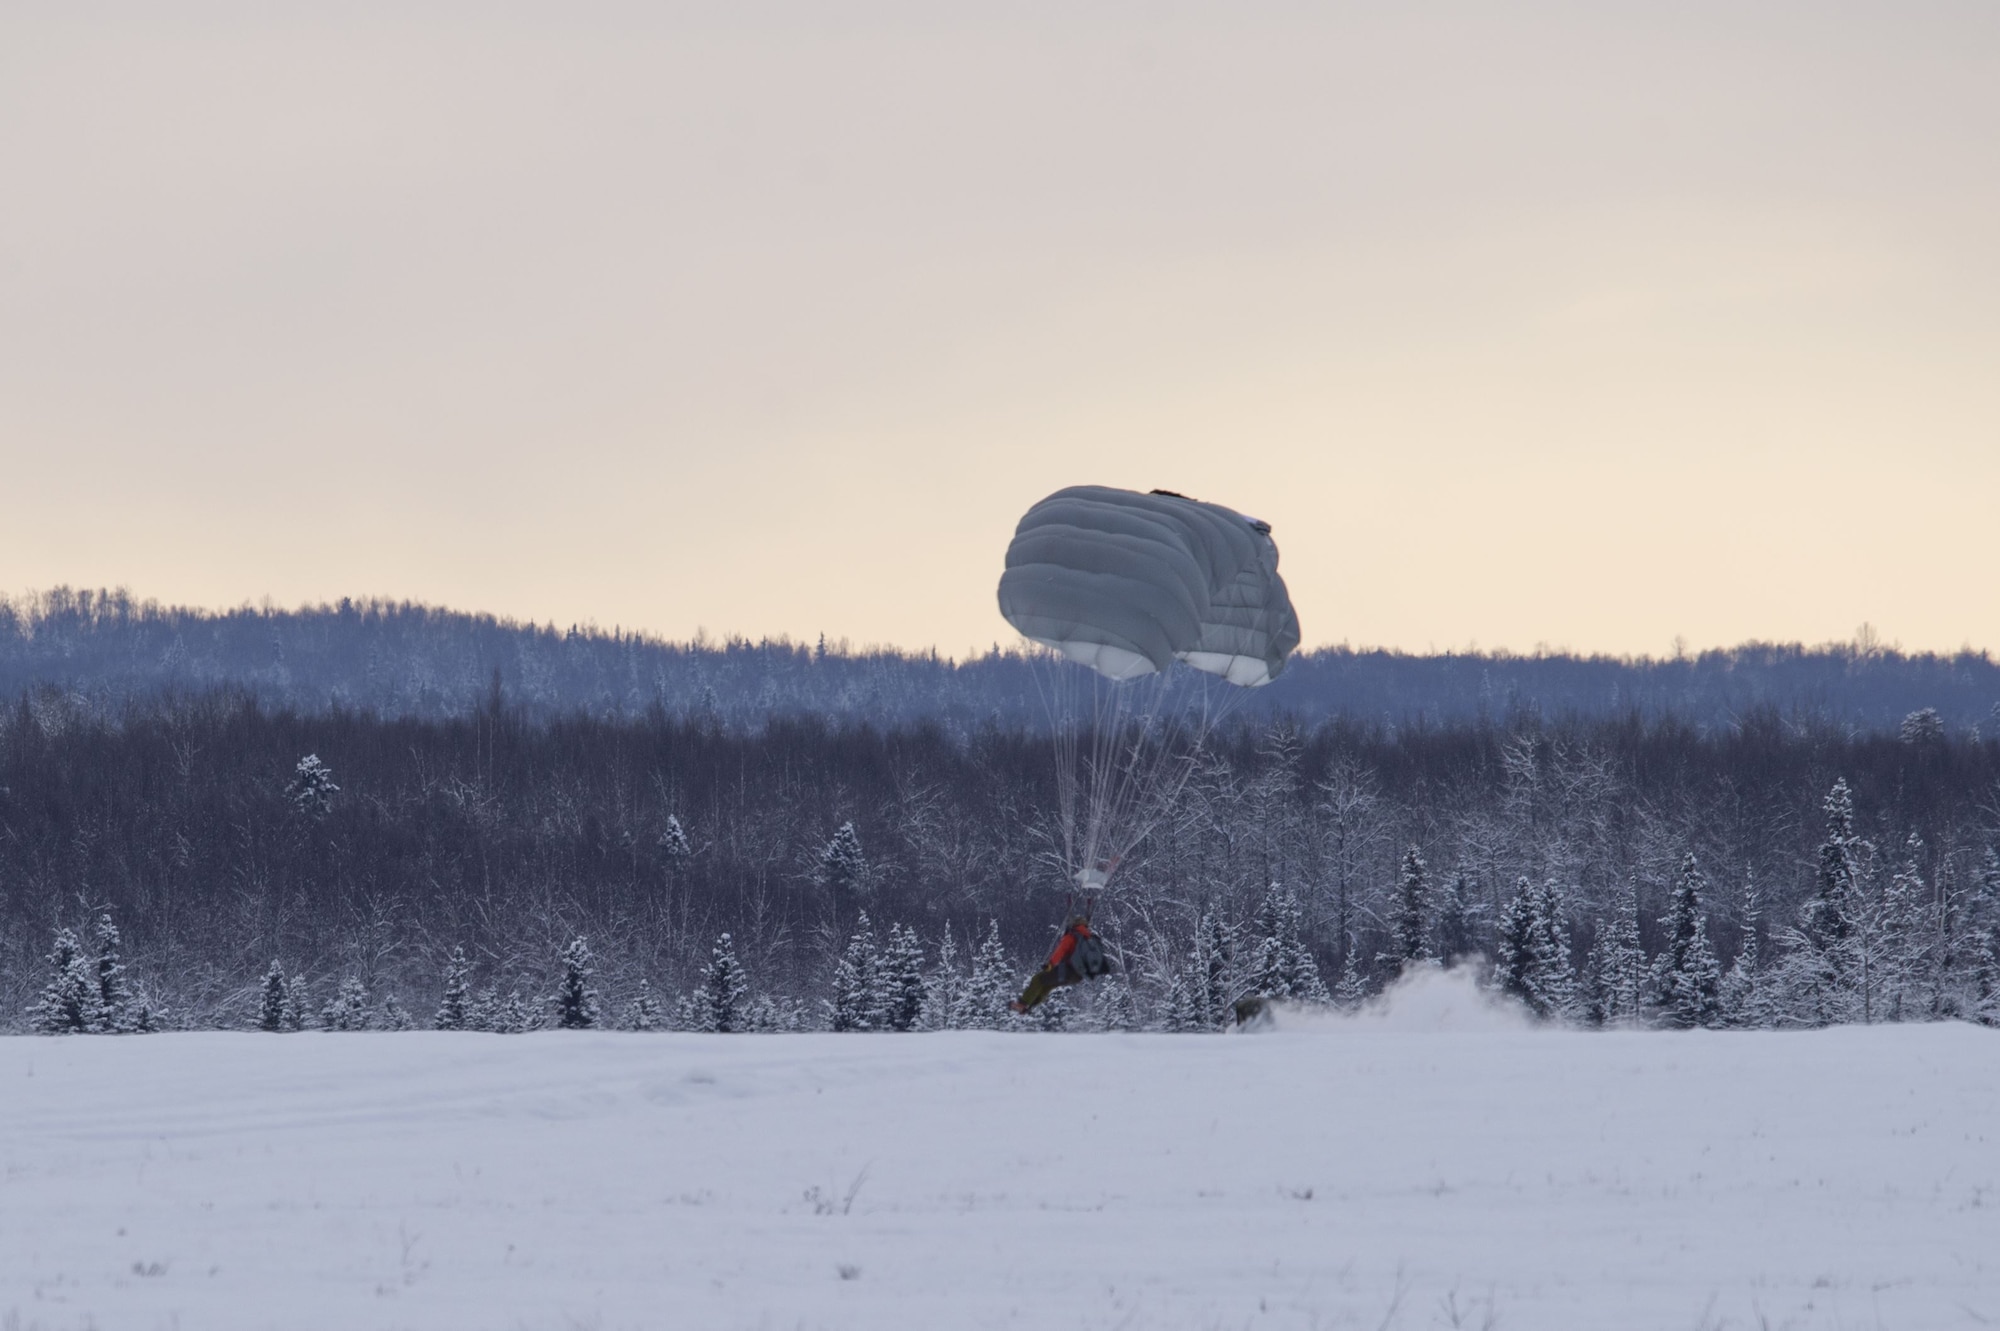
[1264,962,1534,1034]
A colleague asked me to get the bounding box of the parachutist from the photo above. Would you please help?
[995,484,1302,990]
[1009,913,1113,1015]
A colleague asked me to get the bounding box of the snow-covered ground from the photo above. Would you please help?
[4,972,1997,1331]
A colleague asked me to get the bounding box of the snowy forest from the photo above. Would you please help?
[6,676,1998,1036]
[9,586,2000,732]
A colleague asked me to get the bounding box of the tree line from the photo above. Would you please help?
[4,687,1998,1033]
[9,586,2000,732]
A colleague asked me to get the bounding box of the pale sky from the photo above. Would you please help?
[4,3,1997,658]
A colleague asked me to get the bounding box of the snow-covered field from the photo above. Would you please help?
[4,973,1996,1331]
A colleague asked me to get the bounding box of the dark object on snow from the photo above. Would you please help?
[1011,914,1113,1014]
[1233,995,1272,1029]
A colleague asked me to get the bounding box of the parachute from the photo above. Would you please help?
[998,486,1300,687]
[997,485,1302,895]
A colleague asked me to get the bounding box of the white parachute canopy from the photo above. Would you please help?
[995,485,1303,892]
[997,485,1300,687]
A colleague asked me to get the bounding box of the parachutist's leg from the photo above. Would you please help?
[1011,967,1059,1013]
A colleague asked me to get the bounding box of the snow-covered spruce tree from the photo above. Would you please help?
[1496,877,1575,1021]
[1973,914,2000,1028]
[92,912,134,1033]
[1980,849,2000,929]
[1652,853,1723,1029]
[921,926,964,1030]
[1249,885,1329,1004]
[1091,975,1139,1031]
[1927,857,1964,1021]
[258,960,290,1032]
[435,946,473,1030]
[1435,867,1481,965]
[1334,946,1368,1010]
[286,753,340,819]
[1245,889,1292,1001]
[1601,874,1651,1022]
[814,821,871,902]
[955,921,1016,1030]
[1190,912,1237,1030]
[498,988,540,1033]
[1782,777,1868,1024]
[1577,937,1613,1027]
[320,976,373,1031]
[1160,968,1198,1031]
[1971,850,2000,1026]
[1900,707,1946,745]
[465,985,501,1032]
[468,985,533,1033]
[828,913,881,1032]
[1495,877,1539,1014]
[130,996,164,1033]
[656,815,693,875]
[670,984,702,1030]
[622,979,663,1031]
[878,923,926,1032]
[1033,985,1073,1032]
[33,927,100,1035]
[697,932,752,1033]
[1876,835,1930,1022]
[745,993,808,1032]
[1718,868,1766,1027]
[1531,879,1577,1019]
[377,992,414,1031]
[554,937,600,1030]
[1296,941,1332,1005]
[1584,875,1648,1019]
[1387,846,1434,967]
[282,972,310,1031]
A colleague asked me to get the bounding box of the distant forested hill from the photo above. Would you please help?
[5,587,1997,733]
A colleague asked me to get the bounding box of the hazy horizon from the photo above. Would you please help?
[6,4,1997,658]
[7,582,1980,670]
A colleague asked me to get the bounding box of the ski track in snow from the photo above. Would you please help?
[3,992,1997,1329]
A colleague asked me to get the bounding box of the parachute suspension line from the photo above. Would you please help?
[1029,649,1120,890]
[1002,484,1301,899]
[1083,669,1254,886]
[1081,667,1130,882]
[1087,672,1162,880]
[1076,663,1154,890]
[1038,659,1260,898]
[1028,647,1091,881]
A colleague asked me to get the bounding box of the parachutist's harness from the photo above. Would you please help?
[1011,897,1115,1014]
[1048,919,1112,986]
